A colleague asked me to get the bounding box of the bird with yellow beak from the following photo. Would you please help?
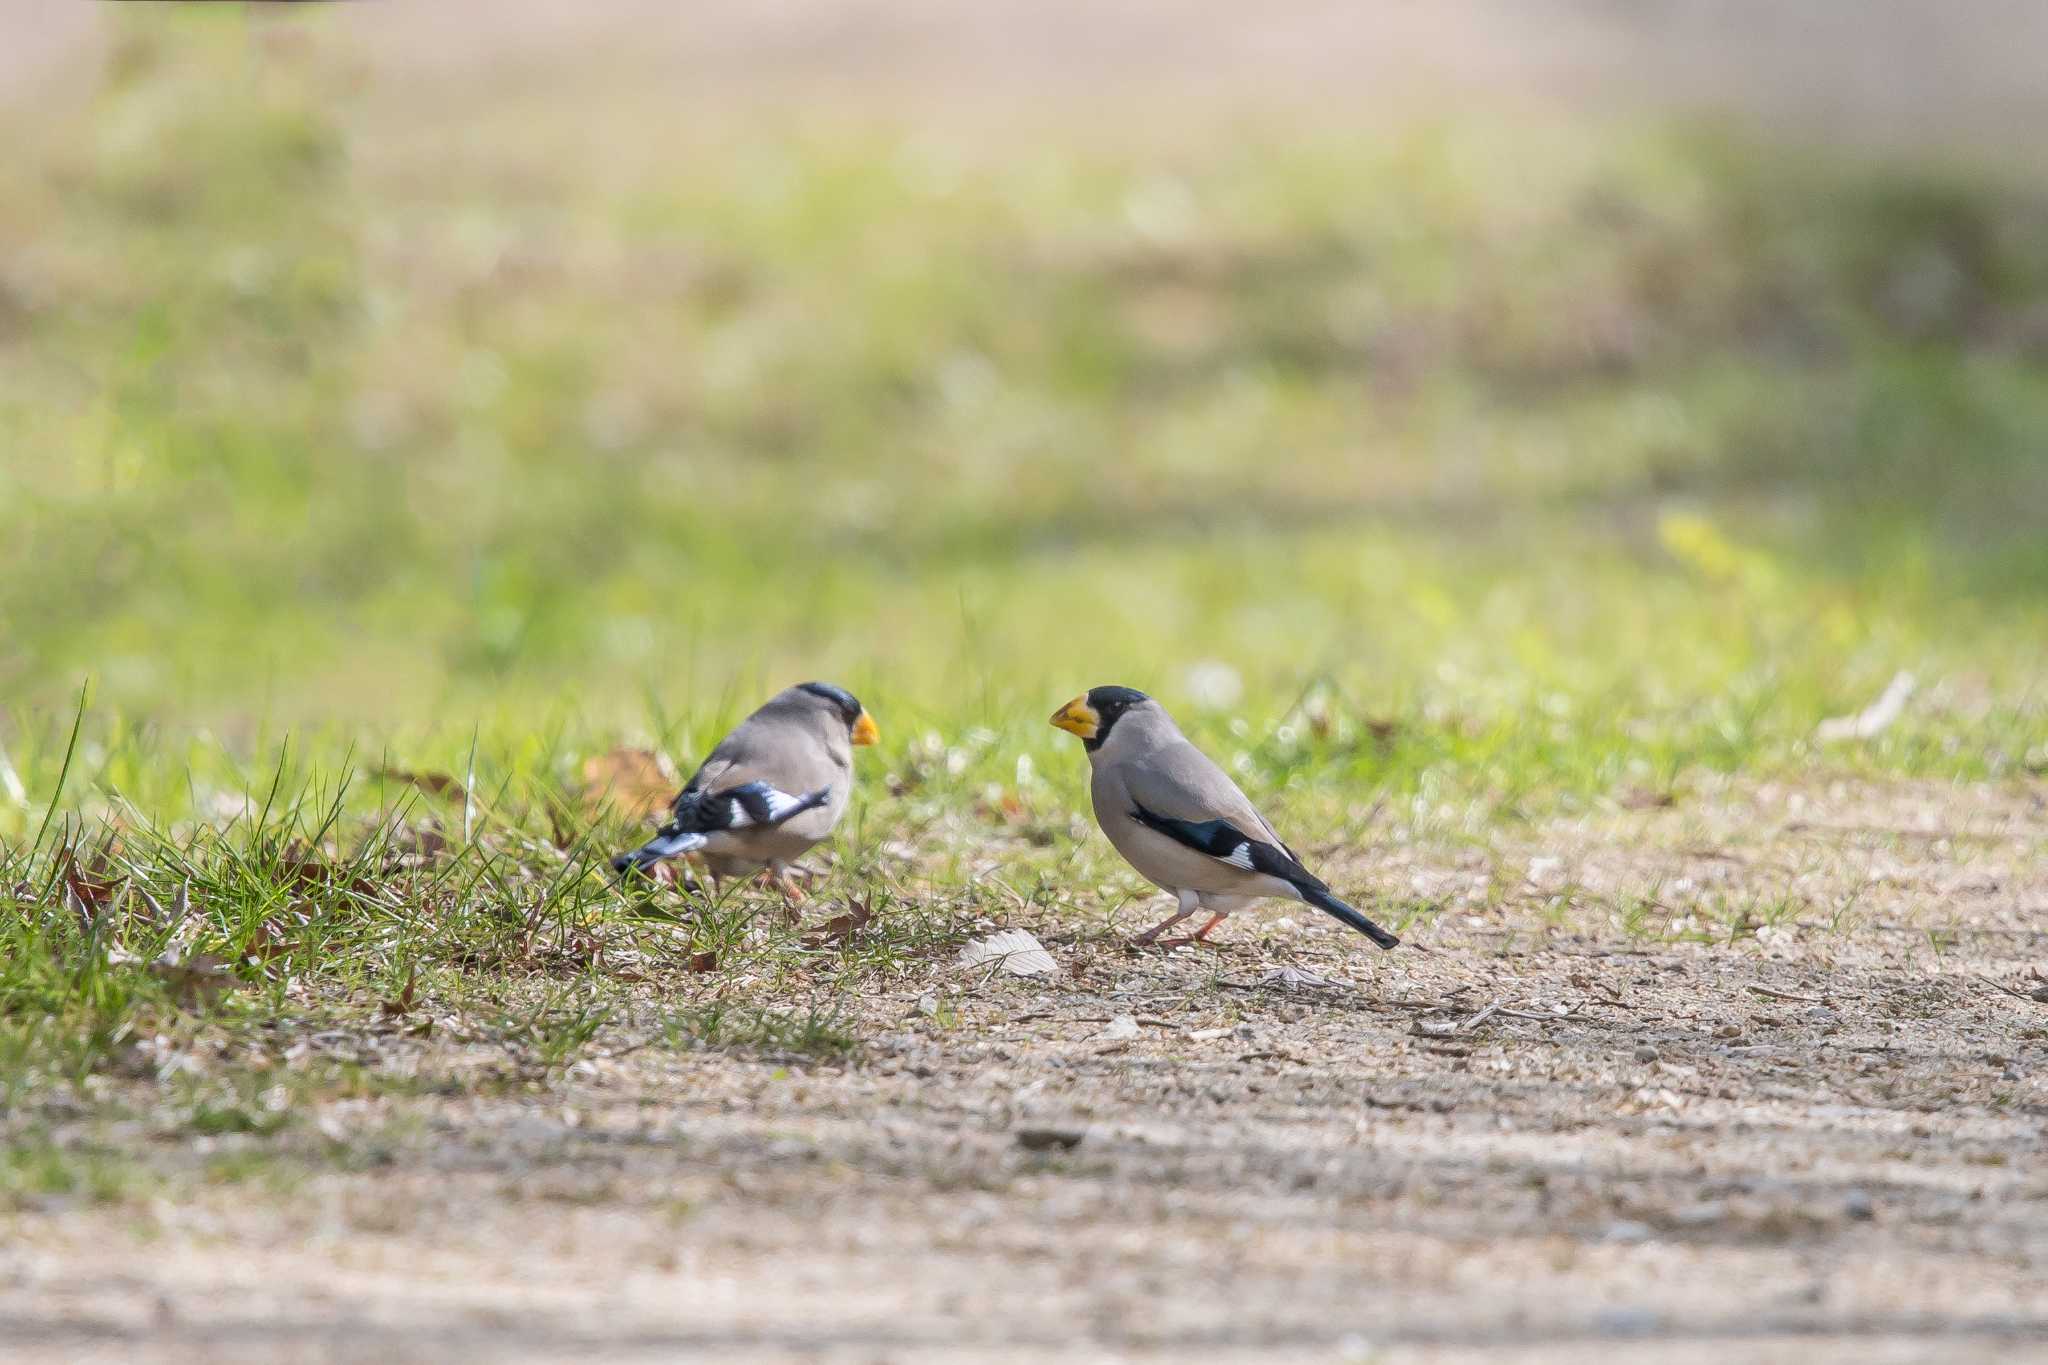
[614,682,879,900]
[1052,685,1399,949]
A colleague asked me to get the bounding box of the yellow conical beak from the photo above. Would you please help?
[1049,696,1100,740]
[851,711,880,747]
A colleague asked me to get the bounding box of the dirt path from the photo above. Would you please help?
[11,0,2048,164]
[4,777,2046,1362]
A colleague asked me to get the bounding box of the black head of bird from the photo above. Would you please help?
[1049,685,1149,751]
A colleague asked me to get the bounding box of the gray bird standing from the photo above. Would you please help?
[1050,686,1399,949]
[613,682,879,899]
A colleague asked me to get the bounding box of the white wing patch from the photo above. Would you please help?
[725,787,814,828]
[761,789,814,819]
[1220,841,1256,871]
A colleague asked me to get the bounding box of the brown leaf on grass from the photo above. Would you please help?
[578,747,677,824]
[107,948,240,1009]
[543,794,578,851]
[1620,787,1678,810]
[275,844,377,897]
[373,766,466,801]
[240,912,304,967]
[802,898,875,949]
[380,964,418,1017]
[58,840,123,930]
[688,950,720,973]
[162,952,239,1008]
[394,820,450,861]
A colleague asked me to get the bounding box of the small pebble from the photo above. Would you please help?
[1673,1200,1727,1227]
[1843,1189,1875,1221]
[1015,1126,1085,1152]
[1593,1307,1663,1336]
[1634,1045,1660,1063]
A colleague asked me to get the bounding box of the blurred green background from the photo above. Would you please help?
[1,6,2043,823]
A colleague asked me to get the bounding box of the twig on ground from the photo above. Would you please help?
[1977,976,2048,1004]
[1459,1000,1504,1034]
[1747,984,1829,1003]
[1065,1016,1181,1030]
[1492,1005,1579,1022]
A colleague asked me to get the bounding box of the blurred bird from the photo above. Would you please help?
[612,682,879,899]
[1050,686,1399,949]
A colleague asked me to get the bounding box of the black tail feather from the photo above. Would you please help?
[1299,884,1401,950]
[610,826,707,879]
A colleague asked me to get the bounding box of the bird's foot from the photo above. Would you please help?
[767,868,808,917]
[1153,912,1229,949]
[1133,913,1210,947]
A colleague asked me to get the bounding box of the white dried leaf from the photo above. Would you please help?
[1258,966,1336,990]
[1096,1014,1140,1041]
[956,929,1056,977]
[1816,671,1915,742]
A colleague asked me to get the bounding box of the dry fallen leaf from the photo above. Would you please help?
[240,909,309,967]
[1258,966,1336,990]
[58,840,123,931]
[139,950,240,1009]
[803,899,875,949]
[688,949,720,973]
[372,766,466,800]
[275,845,376,897]
[957,929,1057,977]
[380,965,419,1017]
[578,747,677,824]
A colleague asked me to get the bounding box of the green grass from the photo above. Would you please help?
[1,12,2045,1130]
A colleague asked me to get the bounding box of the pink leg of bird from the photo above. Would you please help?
[1133,890,1202,945]
[1158,912,1229,949]
[764,866,807,922]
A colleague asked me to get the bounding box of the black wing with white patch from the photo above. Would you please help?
[1126,802,1401,951]
[615,780,832,879]
[1127,805,1312,884]
[676,780,831,834]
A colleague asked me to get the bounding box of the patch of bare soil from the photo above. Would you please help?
[3,777,2045,1362]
